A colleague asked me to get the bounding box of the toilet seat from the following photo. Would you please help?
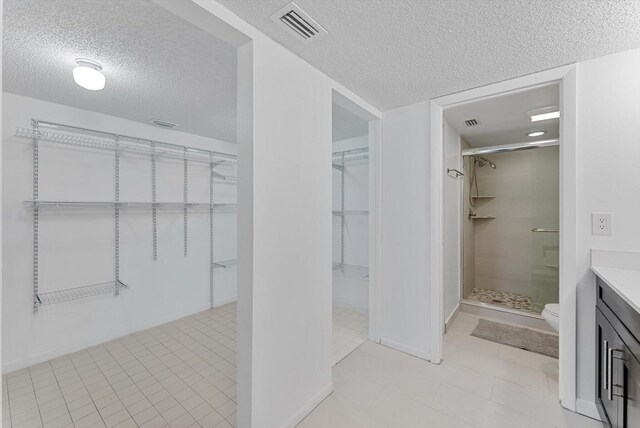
[542,303,560,332]
[543,303,560,317]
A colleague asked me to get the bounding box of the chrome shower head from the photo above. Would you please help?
[475,156,497,169]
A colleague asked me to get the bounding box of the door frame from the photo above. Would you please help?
[429,64,578,411]
[331,89,383,343]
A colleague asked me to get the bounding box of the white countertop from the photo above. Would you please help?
[592,249,640,314]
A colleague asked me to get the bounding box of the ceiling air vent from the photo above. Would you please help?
[271,2,327,44]
[464,119,479,127]
[150,119,178,129]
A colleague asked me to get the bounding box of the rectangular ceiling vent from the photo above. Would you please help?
[271,2,327,44]
[464,119,479,127]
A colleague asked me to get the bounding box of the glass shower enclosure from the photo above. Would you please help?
[461,145,559,315]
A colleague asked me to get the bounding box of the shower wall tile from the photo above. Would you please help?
[465,147,559,302]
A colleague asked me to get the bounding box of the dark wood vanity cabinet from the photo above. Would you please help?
[596,276,640,428]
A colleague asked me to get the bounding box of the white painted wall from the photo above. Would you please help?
[443,120,461,324]
[245,37,334,428]
[380,101,431,359]
[156,2,381,427]
[0,0,4,400]
[333,136,369,312]
[574,48,640,407]
[2,93,237,372]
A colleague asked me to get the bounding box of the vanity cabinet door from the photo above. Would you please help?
[597,308,622,427]
[620,344,640,427]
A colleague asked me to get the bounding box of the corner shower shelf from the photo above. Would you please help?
[470,216,496,220]
[37,280,129,306]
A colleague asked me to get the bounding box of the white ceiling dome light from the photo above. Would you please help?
[72,58,105,91]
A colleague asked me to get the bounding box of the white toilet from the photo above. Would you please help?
[542,303,560,332]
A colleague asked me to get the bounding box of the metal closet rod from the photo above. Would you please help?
[34,120,237,161]
[461,139,558,156]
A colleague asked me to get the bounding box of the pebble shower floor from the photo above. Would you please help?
[467,287,545,314]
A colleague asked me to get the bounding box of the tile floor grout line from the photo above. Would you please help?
[26,362,45,428]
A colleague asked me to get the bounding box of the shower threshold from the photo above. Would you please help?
[466,287,545,315]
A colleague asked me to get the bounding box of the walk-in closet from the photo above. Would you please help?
[3,1,239,427]
[331,103,370,365]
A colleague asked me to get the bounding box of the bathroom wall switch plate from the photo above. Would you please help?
[592,213,612,236]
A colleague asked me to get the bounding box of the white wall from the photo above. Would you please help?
[380,101,431,359]
[2,93,237,372]
[332,136,368,312]
[151,2,381,427]
[443,120,461,323]
[245,36,334,428]
[574,49,640,407]
[461,141,474,298]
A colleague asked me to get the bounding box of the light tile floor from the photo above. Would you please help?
[300,312,603,428]
[332,306,368,366]
[2,303,237,428]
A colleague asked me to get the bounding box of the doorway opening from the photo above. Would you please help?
[330,91,381,365]
[443,84,560,329]
[430,65,578,411]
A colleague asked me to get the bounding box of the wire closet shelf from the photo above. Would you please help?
[332,147,369,280]
[15,125,237,169]
[21,119,238,311]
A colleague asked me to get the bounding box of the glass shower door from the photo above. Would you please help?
[530,146,560,313]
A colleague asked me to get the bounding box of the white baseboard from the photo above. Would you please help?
[575,398,601,421]
[444,303,460,333]
[380,337,430,360]
[213,295,238,307]
[283,382,333,428]
[3,302,211,374]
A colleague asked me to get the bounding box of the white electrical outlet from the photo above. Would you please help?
[592,213,612,236]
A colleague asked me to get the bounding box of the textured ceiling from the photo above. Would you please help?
[332,103,368,141]
[217,0,640,110]
[3,0,237,142]
[445,84,559,147]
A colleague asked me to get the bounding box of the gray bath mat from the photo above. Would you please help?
[471,319,558,358]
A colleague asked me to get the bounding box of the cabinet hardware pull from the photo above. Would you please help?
[608,347,623,401]
[603,340,609,392]
[608,347,614,401]
[612,384,625,398]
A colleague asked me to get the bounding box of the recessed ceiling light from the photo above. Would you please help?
[528,107,560,122]
[527,131,547,137]
[73,58,105,91]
